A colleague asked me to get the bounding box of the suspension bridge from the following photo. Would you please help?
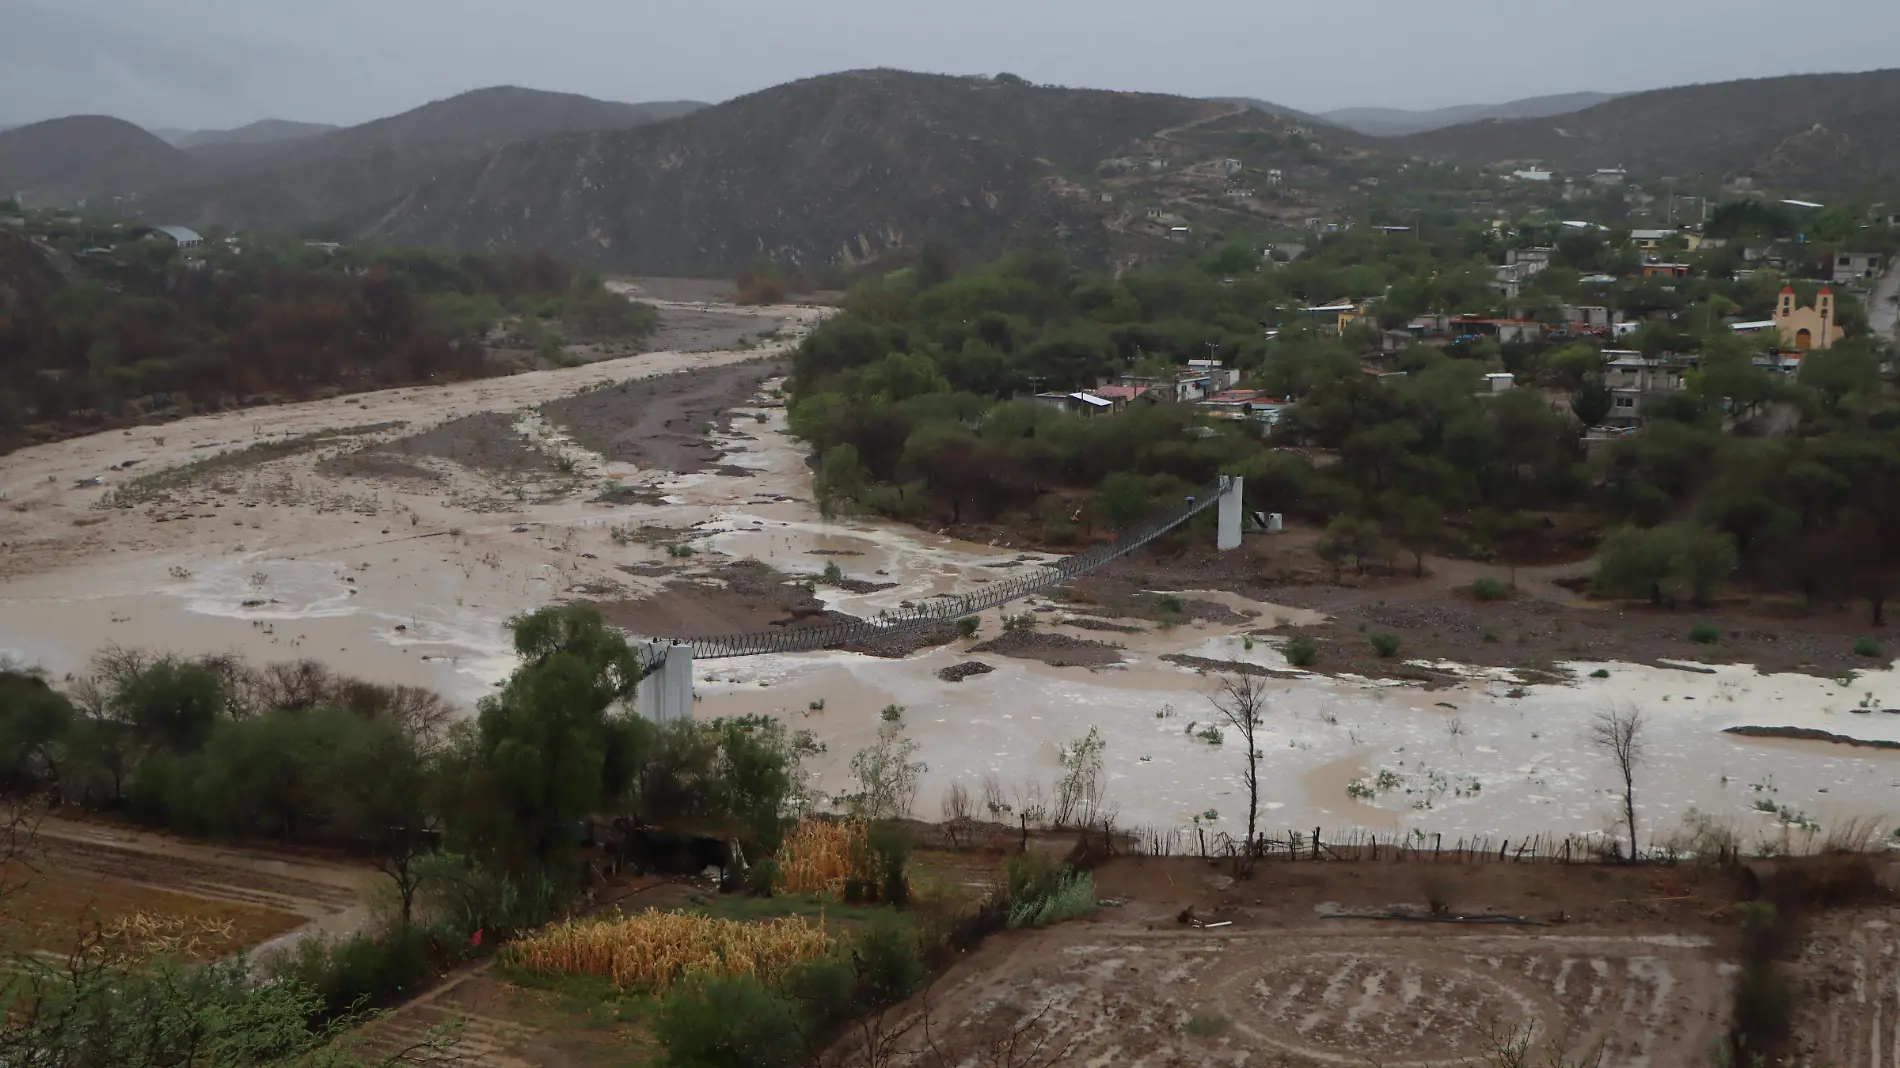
[634,476,1248,721]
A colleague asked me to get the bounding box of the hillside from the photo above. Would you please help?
[1321,91,1616,137]
[0,116,197,206]
[1394,68,1900,190]
[169,120,341,149]
[366,70,1358,275]
[38,88,708,228]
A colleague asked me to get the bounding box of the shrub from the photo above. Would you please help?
[1369,632,1401,658]
[1284,636,1319,667]
[746,857,780,897]
[1854,636,1883,658]
[855,916,925,1004]
[822,561,844,584]
[1002,612,1036,633]
[1007,871,1095,928]
[783,955,856,1028]
[264,925,436,1018]
[1471,577,1511,602]
[1590,668,1611,678]
[1186,1012,1231,1038]
[1690,623,1720,645]
[1004,852,1064,906]
[654,973,807,1068]
[955,616,980,639]
[1158,596,1186,615]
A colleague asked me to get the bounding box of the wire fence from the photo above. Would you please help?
[661,476,1234,659]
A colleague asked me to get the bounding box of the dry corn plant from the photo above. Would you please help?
[775,820,910,902]
[502,909,830,993]
[81,912,237,964]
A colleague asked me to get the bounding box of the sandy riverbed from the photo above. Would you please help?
[4,293,1898,847]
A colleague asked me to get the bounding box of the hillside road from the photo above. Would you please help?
[1870,261,1900,342]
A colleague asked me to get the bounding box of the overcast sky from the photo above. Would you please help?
[7,0,1899,131]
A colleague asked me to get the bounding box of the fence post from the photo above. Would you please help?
[1313,827,1322,861]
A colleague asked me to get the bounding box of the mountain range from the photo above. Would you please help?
[1388,68,1900,191]
[1317,92,1619,136]
[4,68,1899,275]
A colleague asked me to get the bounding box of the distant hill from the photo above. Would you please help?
[365,70,1350,275]
[1394,69,1900,191]
[165,119,341,149]
[0,116,196,206]
[1213,97,1337,129]
[1321,92,1617,137]
[133,87,709,229]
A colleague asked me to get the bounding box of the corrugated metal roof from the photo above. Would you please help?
[154,226,202,244]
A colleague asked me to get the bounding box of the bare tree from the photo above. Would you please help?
[1589,705,1645,864]
[1207,674,1270,874]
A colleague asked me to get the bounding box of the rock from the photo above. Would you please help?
[938,661,994,683]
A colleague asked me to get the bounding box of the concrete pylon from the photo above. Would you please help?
[635,641,695,722]
[1217,475,1243,551]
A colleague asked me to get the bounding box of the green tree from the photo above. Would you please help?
[1315,515,1388,580]
[1391,497,1443,578]
[0,671,74,790]
[1570,378,1613,428]
[1592,523,1738,606]
[110,661,228,755]
[1094,472,1151,531]
[446,606,645,872]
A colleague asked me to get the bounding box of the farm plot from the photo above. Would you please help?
[913,925,1729,1067]
[2,819,372,959]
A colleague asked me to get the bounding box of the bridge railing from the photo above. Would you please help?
[659,477,1232,660]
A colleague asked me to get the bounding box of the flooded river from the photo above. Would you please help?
[4,309,1898,848]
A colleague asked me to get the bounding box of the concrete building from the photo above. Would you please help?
[1833,251,1882,285]
[151,226,204,249]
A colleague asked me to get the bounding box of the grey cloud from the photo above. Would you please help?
[7,0,1898,131]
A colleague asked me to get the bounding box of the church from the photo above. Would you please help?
[1773,286,1846,351]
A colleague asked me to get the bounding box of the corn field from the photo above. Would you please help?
[775,820,867,896]
[502,910,831,992]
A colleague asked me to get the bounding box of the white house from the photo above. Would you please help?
[151,226,204,250]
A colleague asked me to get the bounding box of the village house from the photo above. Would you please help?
[1591,167,1630,186]
[149,226,204,250]
[1639,263,1692,279]
[1449,317,1546,345]
[1561,305,1614,331]
[1833,251,1882,286]
[1630,229,1676,255]
[1033,391,1115,418]
[1602,351,1696,425]
[1087,384,1156,409]
[1197,389,1288,425]
[1511,168,1553,182]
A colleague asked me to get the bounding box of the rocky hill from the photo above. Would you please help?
[32,88,708,230]
[1321,91,1616,137]
[0,116,196,206]
[365,70,1357,274]
[1394,69,1900,190]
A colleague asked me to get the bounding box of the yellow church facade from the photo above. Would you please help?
[1774,286,1845,351]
